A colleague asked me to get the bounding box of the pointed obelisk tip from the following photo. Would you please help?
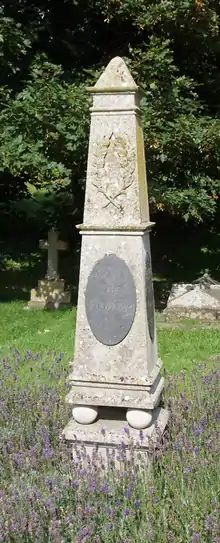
[94,56,138,90]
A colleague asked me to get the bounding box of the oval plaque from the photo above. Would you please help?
[145,252,155,342]
[85,254,136,346]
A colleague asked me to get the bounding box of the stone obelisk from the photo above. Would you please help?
[63,57,168,460]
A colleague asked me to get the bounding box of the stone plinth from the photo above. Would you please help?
[28,278,71,309]
[63,407,169,468]
[164,274,220,320]
[63,57,168,463]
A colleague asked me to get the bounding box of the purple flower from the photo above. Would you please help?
[205,515,214,529]
[183,466,193,475]
[76,525,94,542]
[0,353,219,543]
[123,508,131,517]
[123,509,131,517]
[192,534,200,542]
[192,426,203,436]
[124,488,132,499]
[151,487,156,495]
[214,409,219,419]
[106,506,115,518]
[65,514,74,525]
[88,480,96,491]
[139,430,144,442]
[10,523,17,533]
[105,523,112,533]
[100,483,112,494]
[43,445,54,459]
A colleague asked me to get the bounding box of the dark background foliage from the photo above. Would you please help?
[0,0,220,294]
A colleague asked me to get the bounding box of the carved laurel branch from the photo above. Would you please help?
[92,181,123,211]
[90,133,135,212]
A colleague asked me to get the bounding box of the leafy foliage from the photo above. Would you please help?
[0,57,90,188]
[0,0,220,224]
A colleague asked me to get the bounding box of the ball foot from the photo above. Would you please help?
[72,405,98,425]
[126,408,152,429]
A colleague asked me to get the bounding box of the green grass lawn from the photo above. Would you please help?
[1,287,219,542]
[0,301,76,358]
[1,300,219,542]
[1,300,220,378]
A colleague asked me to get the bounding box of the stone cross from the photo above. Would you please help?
[63,57,168,464]
[39,229,68,280]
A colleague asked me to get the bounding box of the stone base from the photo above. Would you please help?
[28,278,71,309]
[63,406,169,468]
[66,373,164,410]
[164,307,220,321]
[27,300,71,310]
[165,281,220,321]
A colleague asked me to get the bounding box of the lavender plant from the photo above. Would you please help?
[0,349,219,542]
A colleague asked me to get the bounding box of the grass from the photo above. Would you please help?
[158,326,220,373]
[0,351,219,542]
[0,260,220,541]
[0,301,76,359]
[1,301,220,379]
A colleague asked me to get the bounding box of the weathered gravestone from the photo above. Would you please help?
[63,57,169,463]
[28,228,71,309]
[164,274,220,320]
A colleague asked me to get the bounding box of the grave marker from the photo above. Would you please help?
[63,57,168,463]
[39,229,68,281]
[28,228,71,309]
[165,273,220,320]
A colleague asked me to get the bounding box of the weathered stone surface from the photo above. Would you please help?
[39,229,68,280]
[93,56,138,90]
[28,278,71,309]
[83,58,150,230]
[71,232,158,385]
[164,307,220,321]
[72,405,98,425]
[28,229,71,309]
[63,406,169,467]
[165,274,220,320]
[126,408,153,429]
[63,56,168,459]
[66,373,164,410]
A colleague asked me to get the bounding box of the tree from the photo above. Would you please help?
[0,0,220,224]
[0,54,90,228]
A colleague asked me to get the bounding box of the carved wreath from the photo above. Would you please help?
[90,132,136,212]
